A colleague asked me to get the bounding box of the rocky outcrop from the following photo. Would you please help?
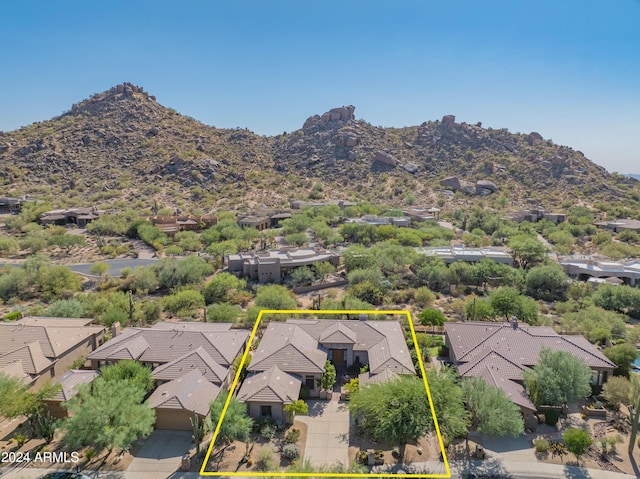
[476,180,498,194]
[442,115,456,126]
[374,150,397,167]
[528,132,544,142]
[440,176,461,191]
[302,105,355,131]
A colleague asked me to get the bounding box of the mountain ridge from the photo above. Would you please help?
[0,83,637,212]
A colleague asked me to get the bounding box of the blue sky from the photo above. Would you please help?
[1,0,638,173]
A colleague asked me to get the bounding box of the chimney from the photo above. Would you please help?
[511,316,518,329]
[111,322,121,337]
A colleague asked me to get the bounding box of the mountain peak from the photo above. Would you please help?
[66,82,157,117]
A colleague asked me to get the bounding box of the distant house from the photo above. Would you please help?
[560,257,640,286]
[0,196,30,214]
[594,219,640,234]
[345,215,411,227]
[416,245,514,265]
[241,319,415,419]
[402,207,440,222]
[0,317,105,388]
[40,207,104,227]
[227,247,340,283]
[43,369,99,418]
[444,320,616,429]
[507,207,566,225]
[149,215,217,236]
[86,321,248,430]
[290,199,357,210]
[237,210,292,231]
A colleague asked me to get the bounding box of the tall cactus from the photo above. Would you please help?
[628,375,640,455]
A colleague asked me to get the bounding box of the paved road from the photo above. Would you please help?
[67,259,158,277]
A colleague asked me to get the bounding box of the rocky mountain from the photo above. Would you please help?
[1,83,637,211]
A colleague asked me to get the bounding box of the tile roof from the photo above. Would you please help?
[147,369,219,416]
[50,369,99,402]
[0,341,52,375]
[358,368,398,387]
[251,319,416,376]
[152,347,228,384]
[0,321,104,358]
[249,323,327,374]
[0,360,30,382]
[150,321,232,332]
[87,325,248,367]
[477,368,536,412]
[445,322,615,369]
[237,366,301,404]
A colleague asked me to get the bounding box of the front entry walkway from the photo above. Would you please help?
[296,396,350,468]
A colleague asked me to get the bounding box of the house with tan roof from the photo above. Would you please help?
[0,317,105,387]
[242,318,415,419]
[237,366,301,422]
[43,369,99,418]
[444,320,616,429]
[86,322,247,430]
[148,369,220,430]
[39,207,104,227]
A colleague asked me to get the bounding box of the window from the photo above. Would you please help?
[305,375,315,390]
[355,355,360,364]
[261,405,272,417]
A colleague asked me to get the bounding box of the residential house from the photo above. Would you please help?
[227,247,340,284]
[147,369,220,430]
[345,215,411,227]
[290,200,357,210]
[402,207,440,222]
[86,321,248,430]
[0,317,105,388]
[39,207,104,227]
[416,245,514,265]
[43,369,99,418]
[507,207,566,225]
[594,219,640,234]
[560,257,640,286]
[237,365,301,422]
[444,320,616,429]
[0,196,30,214]
[242,319,415,419]
[149,215,217,236]
[237,210,292,230]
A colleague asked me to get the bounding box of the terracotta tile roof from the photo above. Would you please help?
[249,323,326,374]
[152,347,228,384]
[445,322,615,369]
[147,369,219,416]
[237,366,301,404]
[358,368,398,387]
[319,323,357,344]
[0,321,104,358]
[87,325,248,367]
[0,360,30,382]
[252,319,416,376]
[16,317,95,327]
[150,321,232,332]
[50,369,99,402]
[0,341,52,375]
[457,350,529,381]
[477,368,536,412]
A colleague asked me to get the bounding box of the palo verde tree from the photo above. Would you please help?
[461,377,524,436]
[62,377,155,454]
[206,396,253,446]
[284,399,308,423]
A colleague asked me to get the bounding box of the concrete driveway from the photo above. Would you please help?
[296,397,350,468]
[126,430,192,479]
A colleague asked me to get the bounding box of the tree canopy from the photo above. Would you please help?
[461,377,524,436]
[524,348,592,406]
[207,396,253,445]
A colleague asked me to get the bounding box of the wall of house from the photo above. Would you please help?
[51,333,104,380]
[43,400,68,419]
[323,343,355,367]
[247,402,286,422]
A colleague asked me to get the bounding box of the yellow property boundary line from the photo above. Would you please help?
[200,309,451,478]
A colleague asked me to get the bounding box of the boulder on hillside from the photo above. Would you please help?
[403,163,419,174]
[440,176,461,191]
[476,180,497,194]
[374,150,397,167]
[528,132,544,142]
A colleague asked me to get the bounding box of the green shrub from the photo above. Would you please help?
[3,311,22,321]
[534,439,550,453]
[544,409,560,426]
[284,428,300,444]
